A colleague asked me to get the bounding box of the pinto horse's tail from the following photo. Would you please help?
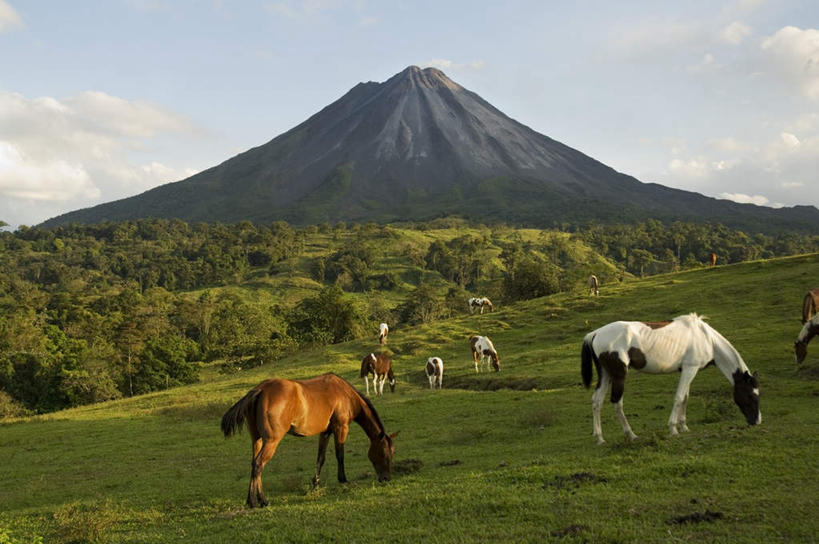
[581,334,598,388]
[221,387,262,438]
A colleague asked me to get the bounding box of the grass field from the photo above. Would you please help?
[1,254,818,543]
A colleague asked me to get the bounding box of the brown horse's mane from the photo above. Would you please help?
[335,373,386,436]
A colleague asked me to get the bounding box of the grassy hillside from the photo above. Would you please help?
[1,254,818,543]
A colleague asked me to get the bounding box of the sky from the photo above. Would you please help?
[0,0,817,228]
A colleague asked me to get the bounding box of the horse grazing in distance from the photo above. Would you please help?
[709,253,717,267]
[470,335,500,372]
[468,297,494,314]
[221,373,397,508]
[378,323,389,345]
[581,314,760,444]
[802,289,819,324]
[795,314,819,364]
[588,274,599,296]
[360,353,395,396]
[425,357,444,389]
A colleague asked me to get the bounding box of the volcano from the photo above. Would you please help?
[42,66,819,232]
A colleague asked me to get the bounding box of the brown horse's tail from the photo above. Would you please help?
[581,334,598,388]
[221,387,262,438]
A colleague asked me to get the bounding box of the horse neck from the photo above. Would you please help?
[798,318,818,344]
[353,393,385,441]
[707,324,749,383]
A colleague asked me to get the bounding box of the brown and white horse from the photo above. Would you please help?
[468,297,494,314]
[470,335,500,372]
[795,314,819,364]
[221,373,397,507]
[588,274,599,296]
[708,253,717,267]
[802,289,819,324]
[581,314,760,444]
[360,353,395,396]
[425,357,444,389]
[378,323,389,345]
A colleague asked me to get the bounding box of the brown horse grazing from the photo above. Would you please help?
[802,289,819,324]
[709,253,717,267]
[360,353,395,396]
[221,373,397,508]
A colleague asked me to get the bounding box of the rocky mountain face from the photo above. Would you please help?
[42,66,818,233]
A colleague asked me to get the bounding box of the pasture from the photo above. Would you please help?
[1,254,818,543]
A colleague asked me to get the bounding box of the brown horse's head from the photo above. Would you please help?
[369,431,398,482]
[794,340,808,364]
[732,369,761,426]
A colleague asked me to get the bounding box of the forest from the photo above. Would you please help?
[1,217,816,416]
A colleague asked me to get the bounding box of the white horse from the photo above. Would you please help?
[795,313,819,364]
[588,275,599,296]
[425,357,444,389]
[470,335,500,372]
[378,323,389,345]
[581,314,760,444]
[468,297,494,314]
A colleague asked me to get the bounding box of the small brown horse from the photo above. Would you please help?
[802,289,819,324]
[709,253,717,267]
[360,353,395,396]
[221,373,397,508]
[588,274,599,296]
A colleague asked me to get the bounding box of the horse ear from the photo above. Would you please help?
[389,431,400,439]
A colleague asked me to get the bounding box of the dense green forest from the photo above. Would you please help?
[1,217,816,417]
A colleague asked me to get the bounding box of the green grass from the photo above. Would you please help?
[1,254,818,543]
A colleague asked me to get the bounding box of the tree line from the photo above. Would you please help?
[0,217,815,416]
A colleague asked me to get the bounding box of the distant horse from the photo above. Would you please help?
[379,323,389,345]
[468,297,494,314]
[709,253,717,267]
[802,289,819,324]
[470,335,500,372]
[221,373,397,508]
[581,314,760,444]
[588,274,599,296]
[360,353,395,396]
[425,357,444,389]
[795,314,819,364]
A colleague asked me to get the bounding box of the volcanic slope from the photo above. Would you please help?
[43,66,819,232]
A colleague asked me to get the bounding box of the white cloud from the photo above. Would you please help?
[719,192,782,207]
[780,132,800,147]
[422,59,484,71]
[761,26,819,100]
[0,91,200,226]
[0,0,22,32]
[719,21,752,45]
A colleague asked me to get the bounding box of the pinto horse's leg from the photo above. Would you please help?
[333,424,350,484]
[364,375,370,396]
[613,400,638,442]
[312,430,332,488]
[592,372,610,444]
[669,367,698,435]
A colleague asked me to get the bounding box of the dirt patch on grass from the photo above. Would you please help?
[439,459,462,467]
[443,375,547,391]
[550,524,588,537]
[544,472,608,489]
[667,510,724,524]
[393,458,423,475]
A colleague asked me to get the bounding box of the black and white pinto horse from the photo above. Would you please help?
[425,357,444,389]
[470,335,500,372]
[588,274,599,296]
[581,314,760,444]
[468,297,494,315]
[795,314,819,364]
[360,353,395,396]
[378,322,389,345]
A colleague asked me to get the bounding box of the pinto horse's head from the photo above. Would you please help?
[369,431,398,482]
[732,370,761,426]
[794,340,808,364]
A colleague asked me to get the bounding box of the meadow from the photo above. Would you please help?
[1,253,817,543]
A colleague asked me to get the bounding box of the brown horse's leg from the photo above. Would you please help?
[248,437,282,508]
[312,430,332,488]
[333,424,350,484]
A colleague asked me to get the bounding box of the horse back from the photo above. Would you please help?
[259,374,355,437]
[804,289,819,323]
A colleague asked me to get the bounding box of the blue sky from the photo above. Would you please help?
[1,0,817,227]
